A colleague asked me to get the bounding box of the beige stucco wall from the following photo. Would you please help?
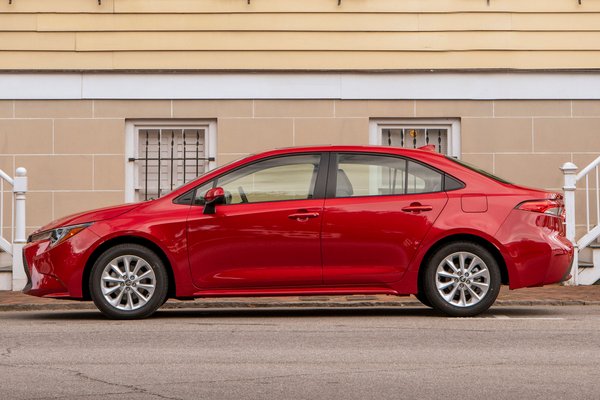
[0,99,598,235]
[2,0,600,70]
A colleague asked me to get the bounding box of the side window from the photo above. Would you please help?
[213,154,321,204]
[335,153,444,198]
[336,153,407,197]
[406,160,443,194]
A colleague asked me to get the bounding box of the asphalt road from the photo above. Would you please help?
[1,306,599,400]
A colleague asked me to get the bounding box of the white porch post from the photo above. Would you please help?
[561,162,578,286]
[12,167,27,291]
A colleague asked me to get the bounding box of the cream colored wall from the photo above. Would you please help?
[2,0,600,70]
[1,99,598,235]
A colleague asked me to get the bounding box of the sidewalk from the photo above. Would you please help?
[1,284,599,312]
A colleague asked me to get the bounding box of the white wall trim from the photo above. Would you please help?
[3,72,600,100]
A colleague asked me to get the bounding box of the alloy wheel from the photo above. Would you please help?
[100,255,156,311]
[435,251,491,307]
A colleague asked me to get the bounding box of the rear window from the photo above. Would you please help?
[446,157,513,185]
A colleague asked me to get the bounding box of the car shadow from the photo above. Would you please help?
[6,304,565,321]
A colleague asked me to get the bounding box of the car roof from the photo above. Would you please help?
[256,145,446,158]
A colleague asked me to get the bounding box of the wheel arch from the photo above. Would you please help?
[417,233,509,295]
[82,235,176,301]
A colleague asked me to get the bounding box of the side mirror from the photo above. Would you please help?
[203,187,226,214]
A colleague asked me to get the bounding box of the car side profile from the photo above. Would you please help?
[23,145,573,319]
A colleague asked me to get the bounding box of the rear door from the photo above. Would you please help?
[322,152,448,285]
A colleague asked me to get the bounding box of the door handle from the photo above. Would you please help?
[401,203,433,213]
[288,212,320,221]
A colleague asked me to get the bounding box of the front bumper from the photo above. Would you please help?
[22,228,100,298]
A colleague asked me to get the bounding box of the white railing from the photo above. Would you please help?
[0,167,27,291]
[561,157,600,285]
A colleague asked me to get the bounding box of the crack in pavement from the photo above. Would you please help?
[0,361,183,400]
[0,341,22,358]
[54,366,184,400]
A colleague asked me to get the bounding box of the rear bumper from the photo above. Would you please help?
[542,235,574,285]
[495,210,573,289]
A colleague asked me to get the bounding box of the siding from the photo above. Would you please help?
[1,0,600,70]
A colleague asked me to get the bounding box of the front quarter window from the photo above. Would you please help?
[192,181,217,205]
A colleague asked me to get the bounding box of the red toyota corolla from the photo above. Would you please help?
[23,145,573,319]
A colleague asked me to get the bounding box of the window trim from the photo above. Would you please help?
[175,152,330,206]
[125,120,217,203]
[369,119,461,158]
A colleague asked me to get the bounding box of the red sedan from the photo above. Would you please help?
[23,146,573,318]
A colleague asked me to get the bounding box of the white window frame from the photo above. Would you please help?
[369,119,461,158]
[125,120,217,203]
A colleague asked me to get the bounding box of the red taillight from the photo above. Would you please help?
[517,199,563,217]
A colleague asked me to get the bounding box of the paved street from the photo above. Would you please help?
[1,306,599,400]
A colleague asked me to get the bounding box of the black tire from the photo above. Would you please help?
[423,241,501,317]
[90,244,168,319]
[415,292,433,308]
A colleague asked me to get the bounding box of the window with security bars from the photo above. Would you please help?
[381,126,449,155]
[130,127,214,201]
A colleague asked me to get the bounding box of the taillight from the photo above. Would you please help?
[517,199,563,217]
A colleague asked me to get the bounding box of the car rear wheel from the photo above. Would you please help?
[90,244,168,319]
[423,241,501,317]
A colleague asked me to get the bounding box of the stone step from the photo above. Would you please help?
[0,251,11,269]
[0,269,11,291]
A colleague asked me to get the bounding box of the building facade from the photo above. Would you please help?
[1,0,600,261]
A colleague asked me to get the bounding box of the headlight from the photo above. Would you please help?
[28,223,93,247]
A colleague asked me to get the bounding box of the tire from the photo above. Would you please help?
[423,241,501,317]
[90,244,168,319]
[415,292,433,308]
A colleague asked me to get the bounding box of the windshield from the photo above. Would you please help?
[446,156,513,185]
[162,156,248,197]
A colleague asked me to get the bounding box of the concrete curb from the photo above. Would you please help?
[1,299,600,312]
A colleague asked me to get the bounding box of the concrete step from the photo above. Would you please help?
[0,269,11,291]
[578,248,600,285]
[0,251,11,269]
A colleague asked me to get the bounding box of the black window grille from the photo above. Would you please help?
[382,128,448,154]
[128,128,214,201]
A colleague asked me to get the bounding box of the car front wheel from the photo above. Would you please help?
[90,244,168,319]
[423,242,501,317]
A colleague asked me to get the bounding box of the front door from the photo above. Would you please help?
[187,153,327,289]
[322,152,448,285]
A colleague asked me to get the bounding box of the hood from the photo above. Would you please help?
[35,203,143,233]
